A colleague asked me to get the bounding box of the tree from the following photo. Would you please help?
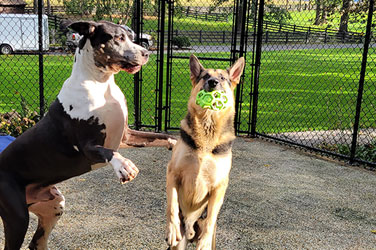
[265,1,292,24]
[60,0,136,24]
[314,0,341,25]
[339,0,351,32]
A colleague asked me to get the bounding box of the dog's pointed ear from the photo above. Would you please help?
[190,54,204,84]
[228,57,245,85]
[68,21,98,37]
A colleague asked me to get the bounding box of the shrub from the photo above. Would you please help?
[0,111,38,137]
[0,94,39,137]
[319,140,376,163]
[172,36,191,49]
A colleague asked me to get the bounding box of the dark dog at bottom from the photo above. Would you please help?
[0,20,175,250]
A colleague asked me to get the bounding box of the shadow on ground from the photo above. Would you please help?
[1,138,375,249]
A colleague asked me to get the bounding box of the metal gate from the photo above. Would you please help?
[154,0,260,132]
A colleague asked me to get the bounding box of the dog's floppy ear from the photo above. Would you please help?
[190,54,204,84]
[68,21,98,37]
[228,57,245,85]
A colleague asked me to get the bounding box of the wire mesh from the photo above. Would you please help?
[256,0,375,165]
[0,0,374,166]
[166,0,241,129]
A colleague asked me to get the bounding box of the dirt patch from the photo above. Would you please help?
[1,138,375,249]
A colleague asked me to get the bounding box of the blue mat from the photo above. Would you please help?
[0,135,16,153]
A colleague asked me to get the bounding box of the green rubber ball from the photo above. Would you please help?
[195,90,228,111]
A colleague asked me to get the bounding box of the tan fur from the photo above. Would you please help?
[166,55,245,250]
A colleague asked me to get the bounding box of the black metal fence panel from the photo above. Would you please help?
[0,0,374,167]
[164,0,249,130]
[254,0,375,166]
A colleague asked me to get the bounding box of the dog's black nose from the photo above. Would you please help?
[207,79,219,89]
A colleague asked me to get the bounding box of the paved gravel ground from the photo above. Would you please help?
[1,138,376,249]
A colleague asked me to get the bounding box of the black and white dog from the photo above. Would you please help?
[0,21,175,250]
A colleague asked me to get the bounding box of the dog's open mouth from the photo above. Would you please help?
[120,62,142,74]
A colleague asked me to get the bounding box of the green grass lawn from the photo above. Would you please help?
[288,10,376,33]
[0,47,375,134]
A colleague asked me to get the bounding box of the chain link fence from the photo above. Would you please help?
[0,0,374,167]
[255,0,375,166]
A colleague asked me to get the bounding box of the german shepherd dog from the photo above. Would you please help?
[166,55,245,250]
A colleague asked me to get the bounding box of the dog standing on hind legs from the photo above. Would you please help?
[0,20,176,250]
[166,55,245,250]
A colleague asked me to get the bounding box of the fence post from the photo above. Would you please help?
[324,28,328,43]
[250,0,265,137]
[132,0,142,130]
[342,31,346,43]
[265,30,268,43]
[306,27,310,43]
[350,0,374,163]
[157,0,166,132]
[199,30,202,43]
[223,31,226,43]
[234,0,249,133]
[38,0,44,117]
[164,0,173,131]
[286,31,289,44]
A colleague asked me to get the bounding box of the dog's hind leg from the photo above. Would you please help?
[0,174,29,250]
[28,186,65,250]
[196,183,227,250]
[184,207,206,241]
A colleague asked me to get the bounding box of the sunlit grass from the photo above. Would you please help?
[1,47,374,133]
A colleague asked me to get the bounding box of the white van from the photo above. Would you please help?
[0,14,49,54]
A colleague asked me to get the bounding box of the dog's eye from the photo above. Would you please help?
[220,76,225,81]
[115,35,125,42]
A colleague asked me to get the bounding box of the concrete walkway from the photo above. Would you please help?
[1,138,375,249]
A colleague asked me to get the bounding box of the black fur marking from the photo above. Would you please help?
[212,140,234,155]
[180,129,198,150]
[78,37,87,50]
[69,105,73,111]
[196,72,210,83]
[185,113,193,130]
[0,98,111,186]
[29,226,45,250]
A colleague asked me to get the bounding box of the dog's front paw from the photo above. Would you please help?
[110,152,139,184]
[196,235,212,250]
[166,220,182,247]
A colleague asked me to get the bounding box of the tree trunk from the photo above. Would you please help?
[47,0,51,15]
[339,0,351,32]
[321,7,327,24]
[314,0,321,25]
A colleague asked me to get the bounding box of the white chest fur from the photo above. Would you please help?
[57,44,128,151]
